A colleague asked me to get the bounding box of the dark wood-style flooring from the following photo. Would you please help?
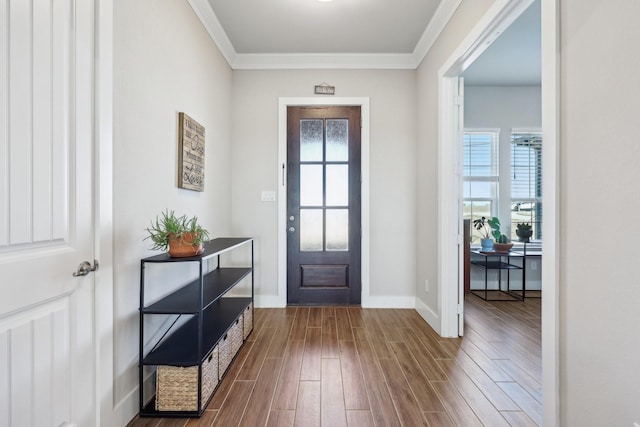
[129,295,541,426]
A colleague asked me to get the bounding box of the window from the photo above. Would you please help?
[463,130,499,241]
[511,131,542,239]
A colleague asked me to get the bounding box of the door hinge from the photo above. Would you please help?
[455,95,464,106]
[457,304,463,314]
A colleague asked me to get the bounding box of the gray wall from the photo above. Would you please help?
[230,70,418,306]
[113,0,233,423]
[559,1,640,424]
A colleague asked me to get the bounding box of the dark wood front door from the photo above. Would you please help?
[287,106,361,305]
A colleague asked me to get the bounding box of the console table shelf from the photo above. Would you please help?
[138,237,254,417]
[470,250,524,301]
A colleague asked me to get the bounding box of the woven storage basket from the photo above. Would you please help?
[230,316,243,355]
[243,303,253,339]
[155,346,218,412]
[218,333,232,380]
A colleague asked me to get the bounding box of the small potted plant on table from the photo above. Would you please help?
[516,222,533,242]
[473,216,501,252]
[145,210,210,257]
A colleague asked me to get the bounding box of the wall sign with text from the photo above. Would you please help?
[178,112,205,192]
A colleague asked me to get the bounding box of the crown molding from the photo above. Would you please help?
[187,0,238,66]
[188,0,461,70]
[233,53,418,70]
[413,0,462,67]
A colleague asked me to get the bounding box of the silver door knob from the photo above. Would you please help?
[288,227,295,233]
[73,260,99,277]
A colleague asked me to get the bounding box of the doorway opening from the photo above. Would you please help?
[437,0,558,425]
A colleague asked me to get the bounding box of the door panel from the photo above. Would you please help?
[287,106,361,305]
[0,0,97,424]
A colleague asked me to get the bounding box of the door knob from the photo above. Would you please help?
[288,227,295,233]
[73,260,99,277]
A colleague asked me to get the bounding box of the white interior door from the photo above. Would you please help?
[456,77,465,336]
[0,0,98,425]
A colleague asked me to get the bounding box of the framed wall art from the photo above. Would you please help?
[178,112,205,191]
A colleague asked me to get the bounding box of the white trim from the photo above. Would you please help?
[541,0,560,425]
[253,294,281,308]
[362,296,415,309]
[95,0,114,425]
[440,0,534,77]
[438,76,460,338]
[413,0,463,66]
[277,97,370,308]
[187,0,237,67]
[437,0,559,425]
[233,53,417,70]
[415,298,441,335]
[188,0,461,70]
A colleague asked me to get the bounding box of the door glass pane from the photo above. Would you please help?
[326,119,348,161]
[300,119,323,161]
[300,209,323,251]
[300,165,323,206]
[326,209,348,251]
[326,165,348,206]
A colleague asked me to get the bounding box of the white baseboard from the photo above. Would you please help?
[415,297,441,335]
[113,386,140,427]
[254,294,416,309]
[254,294,284,308]
[361,295,416,309]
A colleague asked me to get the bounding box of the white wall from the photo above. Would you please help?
[465,86,542,291]
[112,0,232,424]
[415,0,495,323]
[230,70,417,306]
[559,1,640,425]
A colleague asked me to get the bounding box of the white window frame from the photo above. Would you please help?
[463,129,500,240]
[510,128,543,240]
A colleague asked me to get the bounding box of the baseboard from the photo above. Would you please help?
[361,295,416,309]
[415,297,441,335]
[113,385,140,427]
[254,294,284,308]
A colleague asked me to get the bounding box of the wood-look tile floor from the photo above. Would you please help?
[129,295,541,427]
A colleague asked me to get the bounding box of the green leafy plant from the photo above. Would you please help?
[496,233,510,243]
[473,216,501,240]
[145,210,210,252]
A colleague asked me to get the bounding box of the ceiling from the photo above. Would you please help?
[207,0,441,54]
[194,0,541,83]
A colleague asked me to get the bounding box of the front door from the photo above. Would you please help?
[0,0,99,425]
[287,106,361,305]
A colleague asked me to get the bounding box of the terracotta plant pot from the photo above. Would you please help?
[493,242,514,253]
[168,232,204,257]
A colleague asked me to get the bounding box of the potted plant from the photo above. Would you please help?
[145,210,210,257]
[493,232,514,253]
[473,216,501,252]
[516,222,533,242]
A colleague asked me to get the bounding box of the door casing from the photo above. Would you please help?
[277,98,370,308]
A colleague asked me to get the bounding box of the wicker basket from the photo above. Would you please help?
[218,332,232,380]
[230,316,243,355]
[243,303,253,339]
[155,346,218,412]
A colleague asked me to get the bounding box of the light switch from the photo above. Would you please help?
[261,191,276,202]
